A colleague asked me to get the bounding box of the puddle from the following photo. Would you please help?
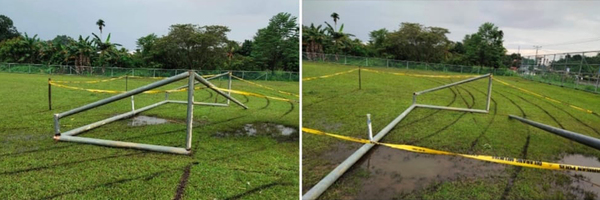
[128,115,170,126]
[324,144,505,200]
[560,154,600,199]
[214,123,298,142]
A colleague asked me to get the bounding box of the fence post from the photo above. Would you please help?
[29,65,31,73]
[153,69,156,77]
[386,59,389,68]
[366,58,368,67]
[477,67,480,74]
[406,61,408,69]
[132,69,135,76]
[265,72,268,81]
[8,63,10,73]
[461,66,463,73]
[289,72,292,81]
[358,66,362,90]
[48,78,52,110]
[577,52,584,87]
[344,55,347,65]
[596,73,599,93]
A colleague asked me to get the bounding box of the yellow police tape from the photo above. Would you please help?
[303,127,600,173]
[50,76,126,84]
[231,75,299,98]
[50,74,215,83]
[213,86,297,103]
[49,80,297,102]
[303,68,359,81]
[362,68,477,78]
[49,81,190,94]
[494,78,597,115]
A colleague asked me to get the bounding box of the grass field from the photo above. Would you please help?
[302,62,600,199]
[0,72,299,199]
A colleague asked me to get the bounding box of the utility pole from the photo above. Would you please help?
[533,46,542,67]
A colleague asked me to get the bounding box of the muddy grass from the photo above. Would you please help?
[318,143,600,200]
[214,123,299,142]
[321,143,505,200]
[560,154,600,200]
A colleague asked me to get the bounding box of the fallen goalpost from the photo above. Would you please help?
[52,71,247,155]
[303,73,492,200]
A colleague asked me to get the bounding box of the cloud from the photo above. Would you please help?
[0,0,298,50]
[302,1,600,56]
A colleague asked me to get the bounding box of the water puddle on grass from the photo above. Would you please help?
[128,115,170,126]
[324,145,505,200]
[560,154,600,199]
[214,123,298,142]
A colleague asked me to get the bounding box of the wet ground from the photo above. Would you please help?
[214,123,298,142]
[323,144,506,200]
[128,115,170,126]
[560,154,600,200]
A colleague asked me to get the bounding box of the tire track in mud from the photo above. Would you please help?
[494,89,531,200]
[461,84,497,151]
[540,100,600,135]
[282,101,295,117]
[260,97,271,110]
[397,88,458,129]
[408,79,474,144]
[303,89,359,108]
[500,88,565,129]
[454,84,478,124]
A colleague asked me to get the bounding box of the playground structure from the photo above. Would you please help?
[303,73,493,200]
[52,71,247,155]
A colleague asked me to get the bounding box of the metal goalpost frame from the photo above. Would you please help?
[168,71,233,107]
[52,71,247,155]
[412,73,493,113]
[303,73,493,200]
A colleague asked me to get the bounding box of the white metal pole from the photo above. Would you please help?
[227,71,232,105]
[367,114,373,141]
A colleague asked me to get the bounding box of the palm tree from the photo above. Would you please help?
[96,19,105,39]
[92,32,121,74]
[324,22,354,61]
[69,35,95,74]
[330,13,339,30]
[18,33,41,63]
[302,24,327,60]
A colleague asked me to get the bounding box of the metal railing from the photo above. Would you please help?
[519,51,600,94]
[303,52,600,94]
[0,62,299,82]
[302,52,519,77]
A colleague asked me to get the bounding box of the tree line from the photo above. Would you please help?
[0,13,299,72]
[303,12,522,69]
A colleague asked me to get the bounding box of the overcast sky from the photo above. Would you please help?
[303,0,600,56]
[0,0,298,50]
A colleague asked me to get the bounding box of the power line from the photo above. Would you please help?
[542,36,600,47]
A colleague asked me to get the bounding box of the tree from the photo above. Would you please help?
[302,23,326,60]
[135,33,159,67]
[463,22,506,68]
[252,12,299,72]
[324,21,354,60]
[92,32,122,71]
[330,12,339,30]
[385,22,450,62]
[96,19,105,38]
[368,28,388,57]
[153,24,231,70]
[237,40,253,57]
[0,15,19,42]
